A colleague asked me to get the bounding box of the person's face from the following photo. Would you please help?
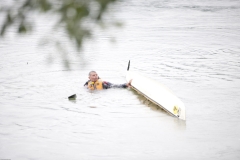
[89,72,98,82]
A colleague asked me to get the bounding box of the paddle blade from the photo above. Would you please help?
[68,94,76,100]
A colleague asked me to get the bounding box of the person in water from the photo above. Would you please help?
[84,71,132,90]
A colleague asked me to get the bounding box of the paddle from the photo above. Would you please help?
[68,94,76,100]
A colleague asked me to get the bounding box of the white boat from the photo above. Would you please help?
[126,61,186,120]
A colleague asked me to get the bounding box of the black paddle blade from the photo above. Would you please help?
[68,94,76,100]
[127,60,130,71]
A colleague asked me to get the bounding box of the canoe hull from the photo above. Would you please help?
[127,71,186,120]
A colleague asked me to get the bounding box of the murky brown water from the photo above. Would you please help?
[1,0,240,159]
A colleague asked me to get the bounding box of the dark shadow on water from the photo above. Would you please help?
[68,99,77,103]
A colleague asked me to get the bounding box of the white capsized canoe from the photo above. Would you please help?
[126,71,186,120]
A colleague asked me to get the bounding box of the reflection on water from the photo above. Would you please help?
[133,89,187,130]
[1,0,240,159]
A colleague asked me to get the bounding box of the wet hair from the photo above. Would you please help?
[89,71,97,76]
[89,71,100,79]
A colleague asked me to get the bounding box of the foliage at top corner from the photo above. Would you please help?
[0,0,118,50]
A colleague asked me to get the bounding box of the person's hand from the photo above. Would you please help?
[127,79,132,87]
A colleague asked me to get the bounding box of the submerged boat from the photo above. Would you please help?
[126,61,186,120]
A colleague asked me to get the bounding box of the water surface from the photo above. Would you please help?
[1,0,240,159]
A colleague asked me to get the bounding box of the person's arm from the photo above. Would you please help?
[84,78,101,87]
[103,79,132,89]
[84,80,90,87]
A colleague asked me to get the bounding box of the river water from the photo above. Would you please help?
[1,0,240,159]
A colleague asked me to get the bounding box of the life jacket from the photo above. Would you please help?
[87,79,103,90]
